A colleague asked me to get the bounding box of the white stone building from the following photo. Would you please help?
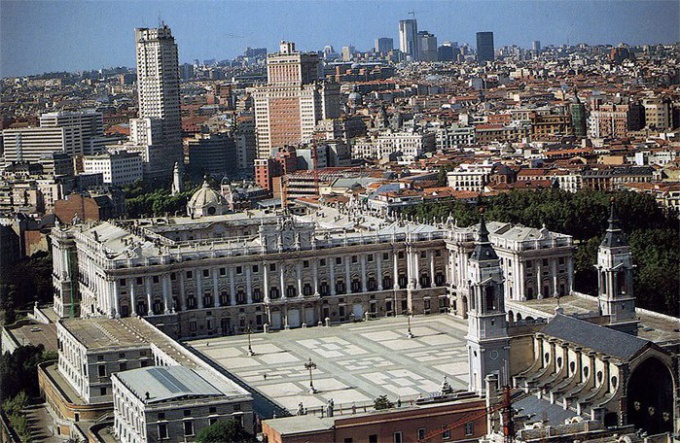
[113,365,253,443]
[51,189,573,340]
[82,151,143,186]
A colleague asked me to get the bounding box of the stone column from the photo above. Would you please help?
[330,263,336,296]
[179,273,187,311]
[162,275,171,314]
[130,283,137,316]
[377,256,383,291]
[145,277,153,316]
[296,263,302,297]
[196,273,204,309]
[393,250,399,289]
[280,266,286,299]
[229,268,236,305]
[552,259,558,297]
[263,262,270,302]
[312,260,319,295]
[536,262,542,299]
[246,266,253,304]
[430,252,436,287]
[345,257,350,291]
[414,249,421,289]
[213,271,220,307]
[360,255,367,292]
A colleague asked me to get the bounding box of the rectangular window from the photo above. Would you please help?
[158,413,165,420]
[187,271,193,279]
[119,362,127,372]
[136,277,143,285]
[98,365,106,377]
[443,429,451,440]
[383,252,389,260]
[159,424,168,439]
[203,269,210,277]
[367,254,373,262]
[183,410,191,417]
[153,276,159,283]
[336,257,342,265]
[352,255,358,263]
[542,259,548,267]
[236,266,243,274]
[100,387,107,396]
[394,432,403,443]
[120,279,126,287]
[183,421,194,436]
[303,260,309,268]
[369,435,378,443]
[252,265,259,273]
[190,321,197,332]
[417,429,426,440]
[464,422,474,436]
[270,264,276,271]
[320,259,326,266]
[398,251,404,259]
[220,267,226,276]
[526,261,532,269]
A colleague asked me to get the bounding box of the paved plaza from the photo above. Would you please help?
[185,314,472,414]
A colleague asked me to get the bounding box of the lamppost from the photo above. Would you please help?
[304,357,317,394]
[405,309,414,338]
[246,324,254,356]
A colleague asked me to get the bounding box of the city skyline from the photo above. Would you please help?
[1,0,679,77]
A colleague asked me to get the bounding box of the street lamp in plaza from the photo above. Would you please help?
[246,324,254,356]
[405,309,414,338]
[304,357,317,394]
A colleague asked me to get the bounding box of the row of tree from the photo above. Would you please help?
[403,189,679,316]
[0,251,53,324]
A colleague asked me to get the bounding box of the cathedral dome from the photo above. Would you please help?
[187,180,227,217]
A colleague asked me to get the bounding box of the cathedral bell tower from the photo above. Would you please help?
[465,209,510,395]
[597,198,638,335]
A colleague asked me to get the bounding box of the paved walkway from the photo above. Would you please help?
[185,314,471,416]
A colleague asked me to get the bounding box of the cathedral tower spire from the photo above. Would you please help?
[597,198,638,334]
[466,209,510,395]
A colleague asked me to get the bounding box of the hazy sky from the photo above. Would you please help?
[1,0,679,77]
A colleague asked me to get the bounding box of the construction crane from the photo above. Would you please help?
[408,10,417,18]
[419,386,514,443]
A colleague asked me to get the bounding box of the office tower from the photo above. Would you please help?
[341,45,355,62]
[532,40,541,53]
[132,24,182,180]
[417,31,438,62]
[399,19,418,60]
[375,37,394,55]
[252,41,340,158]
[476,31,495,63]
[40,110,105,155]
[2,127,75,165]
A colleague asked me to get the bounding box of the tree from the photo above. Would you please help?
[195,419,255,443]
[373,395,394,410]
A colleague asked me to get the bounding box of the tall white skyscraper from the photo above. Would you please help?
[399,19,418,60]
[132,24,182,180]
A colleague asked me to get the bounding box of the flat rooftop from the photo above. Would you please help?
[185,314,472,415]
[511,294,680,346]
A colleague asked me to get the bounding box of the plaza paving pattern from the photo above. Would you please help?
[185,314,472,415]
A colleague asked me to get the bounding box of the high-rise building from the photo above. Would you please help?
[375,37,394,55]
[532,40,541,53]
[417,31,438,62]
[399,19,418,60]
[132,24,183,180]
[40,110,106,155]
[476,31,495,63]
[252,41,340,158]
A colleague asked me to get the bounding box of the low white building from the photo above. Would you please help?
[113,365,253,443]
[82,151,143,186]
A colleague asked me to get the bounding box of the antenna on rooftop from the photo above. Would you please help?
[408,10,417,18]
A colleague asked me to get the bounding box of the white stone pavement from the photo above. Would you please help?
[185,314,471,413]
